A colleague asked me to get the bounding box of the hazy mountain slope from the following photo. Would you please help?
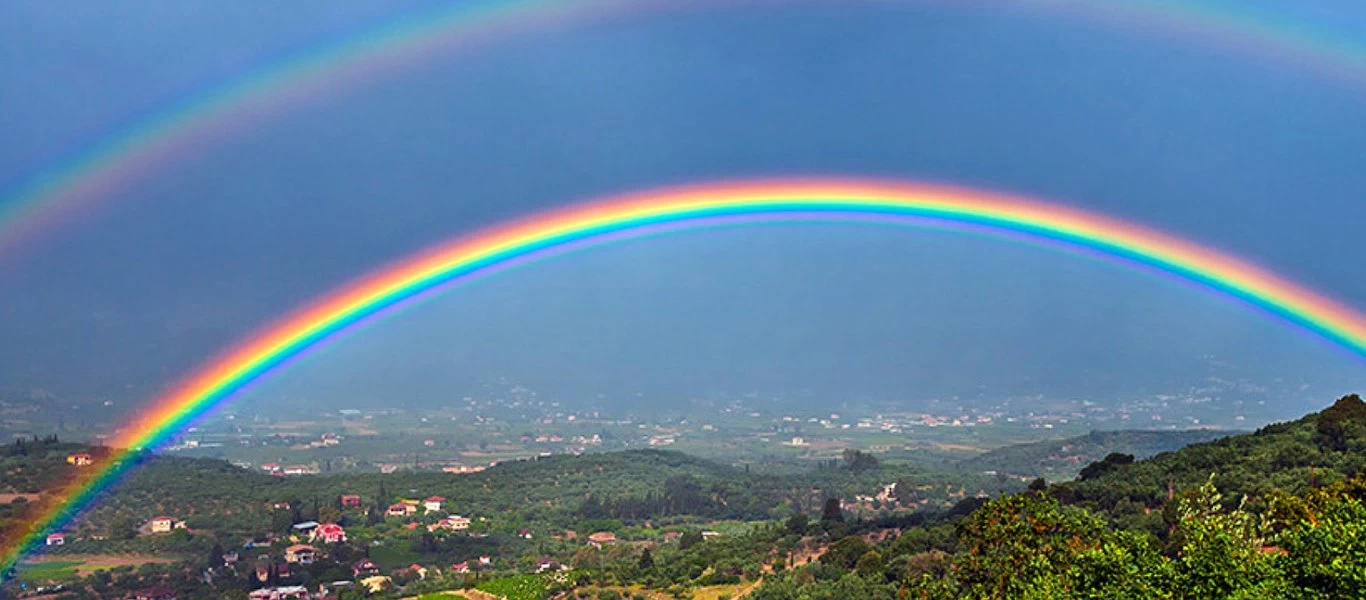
[958,429,1235,480]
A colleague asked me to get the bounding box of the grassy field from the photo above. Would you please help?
[15,554,179,583]
[691,582,756,600]
[12,560,83,584]
[369,543,424,570]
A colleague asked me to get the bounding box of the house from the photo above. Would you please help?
[386,502,417,517]
[662,532,683,543]
[536,558,563,573]
[340,494,362,508]
[282,464,317,475]
[702,531,721,540]
[518,528,533,540]
[429,515,470,532]
[451,561,470,574]
[352,558,380,577]
[291,521,319,534]
[45,533,65,546]
[222,551,240,566]
[148,516,178,533]
[478,555,491,567]
[359,575,391,594]
[66,453,93,466]
[587,531,617,547]
[424,496,446,513]
[134,586,177,600]
[310,523,346,544]
[398,563,428,579]
[284,544,316,564]
[261,463,281,473]
[248,586,310,600]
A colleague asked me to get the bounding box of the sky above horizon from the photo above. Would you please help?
[1,1,1364,418]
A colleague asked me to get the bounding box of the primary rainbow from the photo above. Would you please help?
[4,0,1366,257]
[5,177,1366,574]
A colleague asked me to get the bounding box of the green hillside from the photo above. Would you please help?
[749,394,1366,599]
[1056,394,1366,517]
[957,429,1235,480]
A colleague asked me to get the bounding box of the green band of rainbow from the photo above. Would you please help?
[4,0,1366,257]
[4,177,1364,575]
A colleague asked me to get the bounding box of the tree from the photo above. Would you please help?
[841,449,879,472]
[637,547,654,570]
[1314,394,1366,452]
[208,543,225,568]
[1270,477,1366,598]
[679,530,703,550]
[854,550,883,577]
[821,498,844,523]
[1172,477,1286,599]
[823,536,871,570]
[784,513,809,536]
[1078,452,1134,481]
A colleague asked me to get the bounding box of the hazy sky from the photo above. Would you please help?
[2,1,1364,415]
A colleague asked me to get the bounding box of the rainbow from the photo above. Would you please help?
[4,0,1366,257]
[4,177,1366,574]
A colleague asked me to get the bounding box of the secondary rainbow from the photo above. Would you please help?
[4,0,1366,258]
[4,177,1366,574]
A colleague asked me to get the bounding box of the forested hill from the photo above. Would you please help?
[1054,394,1366,515]
[62,448,1016,544]
[748,395,1366,599]
[957,429,1235,480]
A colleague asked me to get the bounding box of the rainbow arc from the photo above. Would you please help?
[3,177,1365,573]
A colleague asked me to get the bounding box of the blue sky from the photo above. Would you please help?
[1,1,1364,415]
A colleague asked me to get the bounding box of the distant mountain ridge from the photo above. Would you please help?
[957,429,1237,480]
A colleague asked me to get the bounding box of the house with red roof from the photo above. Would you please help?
[310,523,346,544]
[587,531,617,547]
[45,533,65,546]
[66,453,93,466]
[424,496,446,513]
[340,494,362,508]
